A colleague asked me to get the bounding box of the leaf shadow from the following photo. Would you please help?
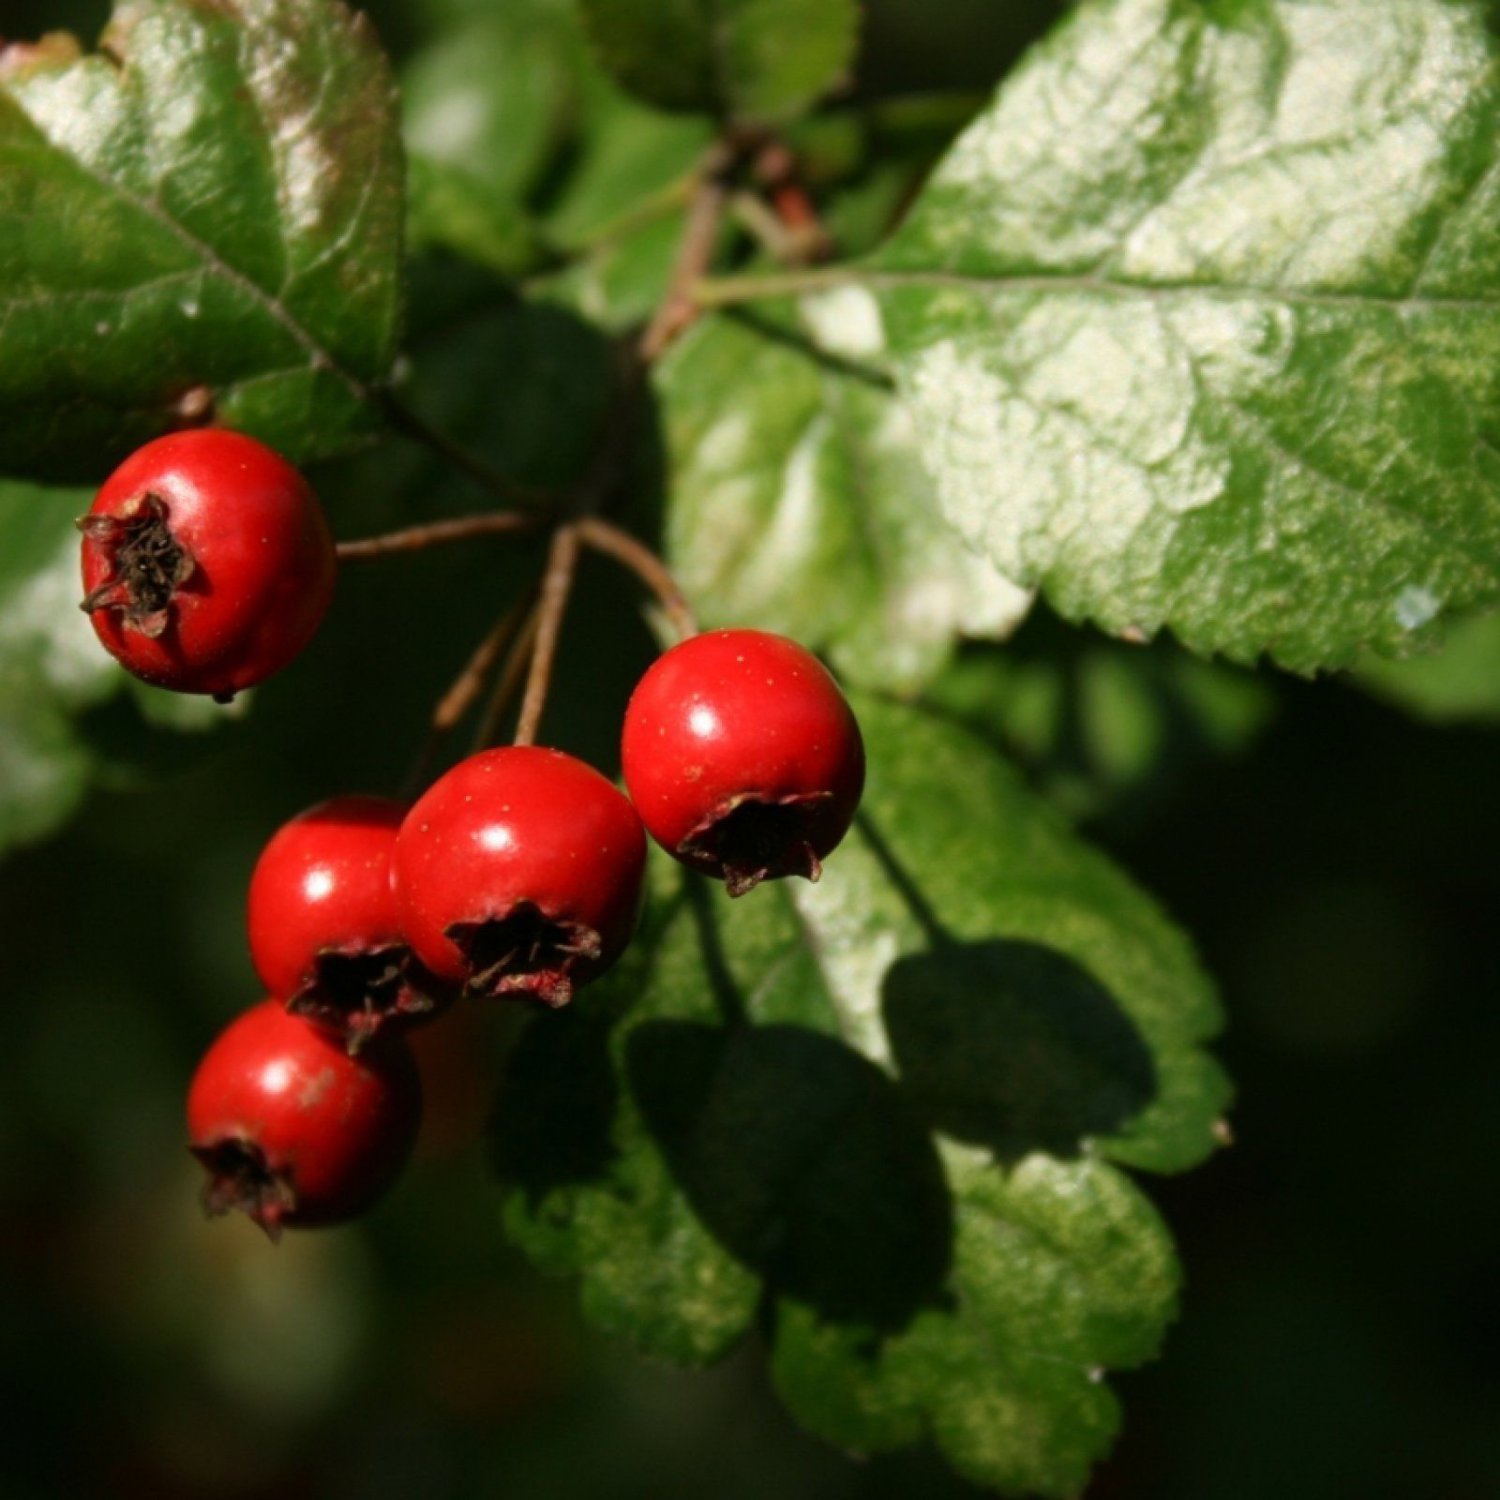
[862,812,1158,1165]
[493,813,1160,1337]
[882,940,1156,1164]
[626,881,953,1336]
[490,994,622,1201]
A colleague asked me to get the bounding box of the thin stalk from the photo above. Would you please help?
[512,526,583,747]
[336,511,538,561]
[575,516,697,639]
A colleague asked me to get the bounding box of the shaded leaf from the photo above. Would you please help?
[577,0,859,121]
[495,694,1228,1494]
[927,624,1276,823]
[0,0,403,480]
[657,290,1030,691]
[869,0,1500,673]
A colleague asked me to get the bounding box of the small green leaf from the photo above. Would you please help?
[576,0,859,121]
[496,695,1229,1495]
[0,0,403,480]
[927,630,1276,822]
[405,157,551,279]
[0,480,235,855]
[534,70,713,330]
[868,0,1500,674]
[657,294,1031,691]
[402,3,577,207]
[1354,608,1500,723]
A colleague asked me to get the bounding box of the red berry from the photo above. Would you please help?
[248,795,448,1054]
[621,629,865,896]
[394,747,647,1007]
[186,1000,421,1237]
[79,429,336,697]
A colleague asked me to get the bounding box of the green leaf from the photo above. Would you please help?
[657,294,1031,691]
[405,157,551,279]
[867,0,1500,674]
[533,61,713,330]
[1353,608,1500,723]
[576,0,859,121]
[496,694,1229,1495]
[927,628,1276,822]
[0,0,403,481]
[402,3,577,207]
[0,480,234,856]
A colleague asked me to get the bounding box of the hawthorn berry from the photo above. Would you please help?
[621,629,865,895]
[187,999,421,1237]
[394,747,647,1007]
[248,795,448,1053]
[79,428,336,698]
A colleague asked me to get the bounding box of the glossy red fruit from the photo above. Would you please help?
[248,796,449,1054]
[79,429,336,698]
[395,747,647,1007]
[186,1000,421,1237]
[621,629,865,896]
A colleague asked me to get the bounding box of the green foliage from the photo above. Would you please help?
[656,296,1030,691]
[0,0,403,480]
[869,0,1500,673]
[928,624,1276,821]
[576,0,860,121]
[497,695,1228,1496]
[1353,607,1500,723]
[26,0,1472,1492]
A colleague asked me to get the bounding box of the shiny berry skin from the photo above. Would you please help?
[621,629,865,896]
[79,429,336,698]
[248,796,449,1054]
[394,747,647,1008]
[186,999,421,1237]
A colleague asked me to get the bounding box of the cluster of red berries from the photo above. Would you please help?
[78,428,866,1236]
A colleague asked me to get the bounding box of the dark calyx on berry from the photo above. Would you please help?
[190,1136,297,1241]
[77,492,195,637]
[680,791,833,898]
[286,943,434,1054]
[447,901,602,1008]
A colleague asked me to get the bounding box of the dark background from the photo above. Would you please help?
[3,2,1498,1497]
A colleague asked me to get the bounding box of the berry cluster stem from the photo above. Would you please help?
[575,517,697,639]
[336,511,538,561]
[513,525,583,748]
[474,600,542,749]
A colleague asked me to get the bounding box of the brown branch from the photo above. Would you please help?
[473,600,542,750]
[512,525,583,747]
[575,516,697,639]
[401,592,536,794]
[336,511,539,561]
[638,143,735,364]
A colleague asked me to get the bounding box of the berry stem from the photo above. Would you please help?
[575,516,697,639]
[379,391,554,510]
[513,525,583,747]
[433,592,537,734]
[404,591,538,794]
[336,511,539,560]
[474,599,542,749]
